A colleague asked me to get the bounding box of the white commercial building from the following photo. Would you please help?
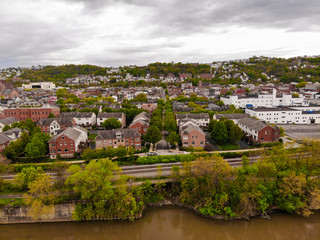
[245,107,320,124]
[22,82,56,90]
[221,89,306,108]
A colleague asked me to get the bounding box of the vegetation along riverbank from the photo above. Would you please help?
[1,140,320,223]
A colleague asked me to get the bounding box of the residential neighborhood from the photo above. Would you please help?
[0,57,320,160]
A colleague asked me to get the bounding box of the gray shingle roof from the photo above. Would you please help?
[97,112,124,118]
[176,113,210,120]
[214,113,250,120]
[0,117,18,126]
[59,112,95,118]
[96,128,140,140]
[48,127,85,143]
[238,118,270,131]
[0,133,11,145]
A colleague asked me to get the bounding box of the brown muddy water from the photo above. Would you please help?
[0,207,319,240]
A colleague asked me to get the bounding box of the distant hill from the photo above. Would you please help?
[17,56,320,84]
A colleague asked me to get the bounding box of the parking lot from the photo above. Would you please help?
[279,124,320,141]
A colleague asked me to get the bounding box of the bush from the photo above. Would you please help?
[136,154,195,165]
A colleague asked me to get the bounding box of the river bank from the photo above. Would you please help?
[1,198,316,224]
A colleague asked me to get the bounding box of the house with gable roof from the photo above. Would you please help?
[48,126,87,159]
[95,128,141,150]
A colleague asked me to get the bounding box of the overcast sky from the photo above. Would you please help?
[1,0,320,68]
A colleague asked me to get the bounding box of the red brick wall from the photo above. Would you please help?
[4,107,60,122]
[258,126,279,143]
[49,135,75,159]
[129,122,148,135]
[96,136,141,150]
[182,130,206,148]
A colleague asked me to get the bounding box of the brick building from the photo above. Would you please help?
[95,128,142,150]
[4,107,60,122]
[48,126,87,159]
[129,112,150,135]
[238,118,280,144]
[180,120,206,148]
[37,117,76,135]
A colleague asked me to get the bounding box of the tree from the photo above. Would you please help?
[150,116,162,130]
[102,118,122,130]
[48,113,55,118]
[66,159,142,220]
[2,125,11,132]
[166,131,180,146]
[229,124,243,143]
[144,126,162,146]
[115,145,127,158]
[24,173,58,221]
[210,121,228,144]
[16,166,44,190]
[132,93,147,103]
[25,132,51,159]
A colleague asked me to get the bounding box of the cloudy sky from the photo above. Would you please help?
[1,0,320,68]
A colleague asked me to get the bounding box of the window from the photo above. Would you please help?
[65,148,68,152]
[192,141,195,145]
[62,136,64,140]
[71,148,74,151]
[58,149,61,152]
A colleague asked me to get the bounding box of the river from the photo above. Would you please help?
[1,207,319,240]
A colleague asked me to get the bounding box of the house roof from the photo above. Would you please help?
[59,112,95,118]
[214,113,250,120]
[176,113,210,120]
[37,117,75,126]
[238,118,275,131]
[96,128,141,140]
[48,127,84,143]
[181,124,205,135]
[0,133,11,145]
[0,117,18,126]
[97,112,124,118]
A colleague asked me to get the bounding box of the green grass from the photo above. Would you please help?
[0,198,24,207]
[218,143,240,151]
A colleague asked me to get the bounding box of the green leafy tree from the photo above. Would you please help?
[144,126,162,146]
[24,173,58,221]
[229,124,243,143]
[25,132,51,159]
[66,159,142,221]
[16,166,44,190]
[2,125,11,132]
[210,121,228,144]
[166,131,180,146]
[102,118,122,130]
[48,113,55,118]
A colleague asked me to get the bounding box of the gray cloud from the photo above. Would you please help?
[0,0,320,68]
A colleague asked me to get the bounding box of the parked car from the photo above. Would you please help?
[146,152,158,156]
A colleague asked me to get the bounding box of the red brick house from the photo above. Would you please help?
[238,118,280,144]
[48,126,87,159]
[95,128,142,150]
[129,112,150,135]
[4,107,60,122]
[180,121,206,148]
